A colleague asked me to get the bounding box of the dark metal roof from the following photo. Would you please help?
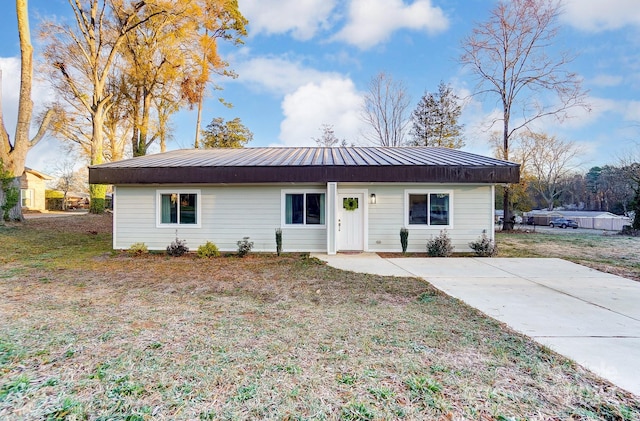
[89,147,520,184]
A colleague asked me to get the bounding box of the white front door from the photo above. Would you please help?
[337,192,364,251]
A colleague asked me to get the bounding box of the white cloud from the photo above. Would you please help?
[235,56,342,95]
[2,57,56,127]
[590,74,624,88]
[1,57,22,131]
[333,0,449,49]
[278,78,364,146]
[561,0,640,31]
[238,0,336,40]
[623,100,640,121]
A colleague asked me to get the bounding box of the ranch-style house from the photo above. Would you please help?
[88,147,520,254]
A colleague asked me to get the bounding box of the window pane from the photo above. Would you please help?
[21,189,32,207]
[286,194,304,224]
[408,194,427,224]
[430,193,449,225]
[180,194,197,224]
[306,193,325,224]
[161,194,177,223]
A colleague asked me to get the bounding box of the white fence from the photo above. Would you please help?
[527,215,632,231]
[572,217,631,231]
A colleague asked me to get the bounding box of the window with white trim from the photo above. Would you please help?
[157,190,200,227]
[282,190,326,226]
[20,189,34,207]
[405,191,452,227]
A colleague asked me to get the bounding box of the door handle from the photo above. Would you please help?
[338,219,341,232]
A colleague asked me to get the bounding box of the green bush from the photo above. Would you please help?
[197,241,220,258]
[469,233,498,257]
[127,242,148,256]
[426,230,454,257]
[237,237,254,258]
[400,228,409,253]
[0,163,19,221]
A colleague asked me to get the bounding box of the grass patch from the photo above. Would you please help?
[497,231,640,281]
[1,215,639,419]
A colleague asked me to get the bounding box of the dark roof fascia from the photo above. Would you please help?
[89,164,520,185]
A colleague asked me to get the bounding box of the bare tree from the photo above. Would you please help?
[521,131,582,211]
[50,157,86,210]
[361,72,410,147]
[460,0,589,229]
[0,0,54,221]
[312,124,347,147]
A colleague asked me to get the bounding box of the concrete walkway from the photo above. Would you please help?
[312,253,640,397]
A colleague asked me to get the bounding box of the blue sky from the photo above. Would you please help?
[1,0,640,173]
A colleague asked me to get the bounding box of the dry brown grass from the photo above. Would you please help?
[1,215,639,420]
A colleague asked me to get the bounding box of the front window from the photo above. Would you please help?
[158,191,199,226]
[284,192,325,226]
[407,191,451,227]
[21,189,33,207]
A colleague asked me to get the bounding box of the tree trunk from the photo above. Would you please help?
[89,108,106,214]
[0,70,11,164]
[633,190,640,230]
[0,0,36,222]
[194,94,204,149]
[501,112,514,231]
[502,187,514,231]
[136,87,152,157]
[131,86,142,156]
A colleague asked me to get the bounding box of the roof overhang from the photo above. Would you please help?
[89,164,519,184]
[89,147,520,185]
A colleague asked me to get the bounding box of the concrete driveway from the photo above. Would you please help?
[312,253,640,397]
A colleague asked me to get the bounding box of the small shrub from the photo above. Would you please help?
[400,227,409,253]
[166,237,189,257]
[127,242,148,256]
[275,228,282,256]
[237,237,254,258]
[426,230,453,257]
[469,233,498,257]
[197,241,220,258]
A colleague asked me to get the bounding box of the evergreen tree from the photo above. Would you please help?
[200,117,253,148]
[410,81,464,148]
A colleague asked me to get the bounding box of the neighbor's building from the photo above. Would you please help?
[89,147,519,254]
[20,168,53,212]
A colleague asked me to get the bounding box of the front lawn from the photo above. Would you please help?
[497,230,640,281]
[1,215,639,420]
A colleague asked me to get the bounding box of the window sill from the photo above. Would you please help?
[282,225,326,229]
[156,224,202,229]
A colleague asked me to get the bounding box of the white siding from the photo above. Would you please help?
[114,183,492,253]
[367,184,493,253]
[114,185,325,252]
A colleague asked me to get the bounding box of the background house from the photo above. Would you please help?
[19,168,53,212]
